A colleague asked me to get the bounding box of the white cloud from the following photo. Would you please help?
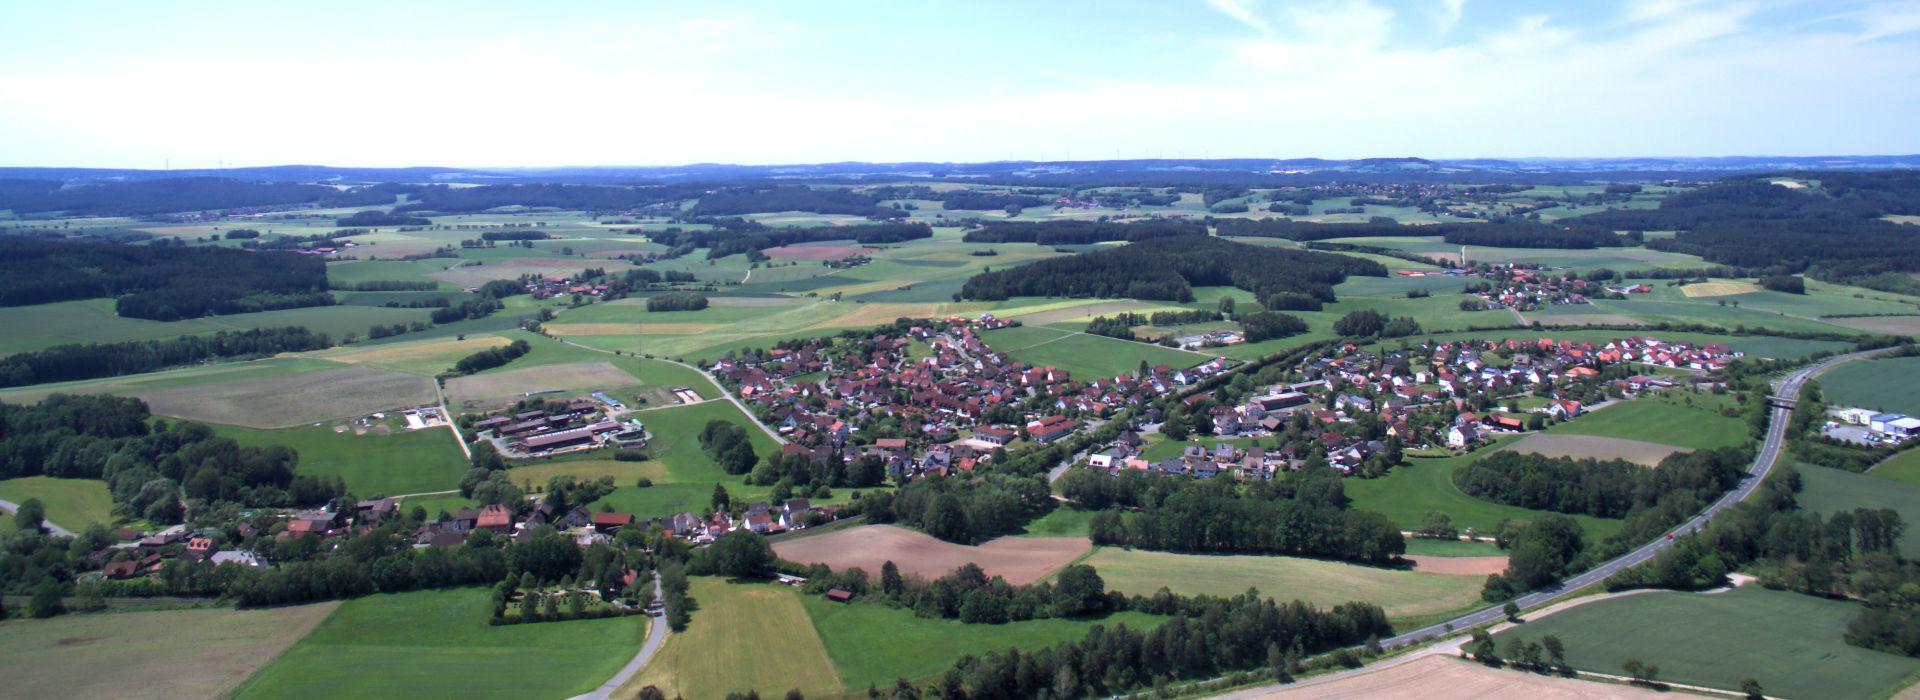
[1436,0,1467,32]
[1206,0,1272,35]
[1830,1,1920,41]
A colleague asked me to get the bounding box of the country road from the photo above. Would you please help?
[0,497,76,537]
[572,576,670,700]
[1212,345,1896,698]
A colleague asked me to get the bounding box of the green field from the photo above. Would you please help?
[1346,440,1625,541]
[629,578,842,698]
[1795,463,1920,558]
[1818,356,1920,415]
[801,585,1166,690]
[1543,392,1750,450]
[1402,537,1505,557]
[1081,547,1485,626]
[1493,586,1920,699]
[0,603,339,700]
[0,298,433,356]
[587,400,784,519]
[235,588,646,699]
[981,325,1207,382]
[0,476,115,531]
[1019,506,1100,537]
[1869,449,1920,487]
[212,422,470,497]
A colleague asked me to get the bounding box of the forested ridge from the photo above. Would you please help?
[397,182,708,213]
[960,219,1205,245]
[688,184,904,218]
[647,221,932,259]
[0,237,332,320]
[960,235,1384,305]
[0,177,392,216]
[1213,218,1622,249]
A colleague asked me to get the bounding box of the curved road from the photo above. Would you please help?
[0,498,75,538]
[571,576,670,700]
[1210,346,1895,698]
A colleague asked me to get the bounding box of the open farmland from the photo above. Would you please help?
[212,422,468,497]
[1543,392,1749,451]
[1492,586,1920,699]
[1870,448,1920,487]
[0,603,339,700]
[0,356,346,406]
[136,364,437,428]
[1818,355,1920,415]
[1829,315,1920,336]
[762,242,878,259]
[1506,434,1690,466]
[1247,655,1663,699]
[234,588,647,699]
[0,298,432,357]
[981,325,1209,382]
[0,476,115,531]
[626,578,842,699]
[772,524,1091,585]
[1345,442,1625,541]
[585,399,791,519]
[306,335,511,376]
[442,360,640,412]
[1080,548,1488,626]
[427,256,623,288]
[1795,463,1920,557]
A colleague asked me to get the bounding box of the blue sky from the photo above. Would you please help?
[1,0,1917,167]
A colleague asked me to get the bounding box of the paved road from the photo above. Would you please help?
[0,498,75,537]
[552,336,788,445]
[572,576,670,700]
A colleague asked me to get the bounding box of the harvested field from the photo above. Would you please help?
[1508,433,1689,467]
[763,244,877,260]
[1007,300,1190,325]
[443,360,640,411]
[1246,655,1661,699]
[1830,315,1920,336]
[707,296,806,307]
[138,365,436,428]
[544,322,721,336]
[0,602,339,700]
[1680,281,1762,297]
[1524,313,1640,326]
[772,525,1090,585]
[815,302,976,329]
[310,336,510,375]
[1404,555,1509,576]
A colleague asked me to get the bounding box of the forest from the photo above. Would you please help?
[397,182,708,213]
[1069,469,1405,565]
[1455,449,1747,519]
[0,177,392,216]
[0,327,332,388]
[960,235,1384,304]
[940,191,1052,211]
[645,292,710,312]
[0,237,332,320]
[335,209,431,226]
[451,339,532,375]
[1213,218,1621,249]
[864,472,1053,544]
[960,219,1204,246]
[646,221,932,259]
[688,185,903,218]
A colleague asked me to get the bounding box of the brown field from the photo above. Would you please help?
[1245,655,1660,699]
[310,336,510,365]
[139,365,437,428]
[1679,281,1762,297]
[1405,555,1509,576]
[772,525,1091,585]
[1509,433,1689,467]
[544,323,720,336]
[443,360,640,411]
[428,258,613,287]
[0,602,339,700]
[762,244,877,260]
[1523,313,1641,327]
[1829,315,1920,336]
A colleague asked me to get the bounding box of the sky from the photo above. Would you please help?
[1,0,1918,168]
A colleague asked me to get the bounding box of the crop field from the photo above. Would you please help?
[1323,237,1708,272]
[1679,281,1762,297]
[0,603,339,700]
[1402,537,1505,557]
[1869,448,1920,488]
[1589,296,1864,336]
[304,335,511,376]
[442,360,641,412]
[235,588,646,699]
[428,257,626,288]
[1818,355,1920,415]
[0,476,114,531]
[980,325,1208,382]
[1345,441,1625,541]
[213,422,468,497]
[802,587,1167,690]
[138,364,437,428]
[1492,586,1920,699]
[1080,548,1487,625]
[627,578,842,700]
[772,525,1092,585]
[1544,393,1749,451]
[1830,315,1920,336]
[505,458,668,488]
[1795,463,1920,557]
[0,356,346,406]
[0,298,432,356]
[1255,655,1663,699]
[1506,434,1689,466]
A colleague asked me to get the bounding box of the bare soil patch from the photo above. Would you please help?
[1510,433,1689,467]
[1830,316,1920,337]
[1680,281,1762,298]
[763,244,877,260]
[772,524,1090,585]
[443,360,640,411]
[139,365,436,428]
[1248,655,1660,699]
[1405,555,1509,576]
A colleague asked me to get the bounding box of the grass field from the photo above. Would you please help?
[1506,433,1689,466]
[1868,448,1920,488]
[1080,548,1486,625]
[1818,356,1920,415]
[586,399,785,519]
[213,422,469,497]
[1544,392,1749,450]
[981,325,1207,382]
[1346,440,1625,541]
[235,588,646,699]
[306,335,511,376]
[627,578,842,699]
[1493,586,1920,699]
[505,458,667,489]
[801,587,1166,690]
[1795,463,1920,558]
[0,476,114,531]
[1402,538,1506,557]
[0,298,432,356]
[443,360,643,412]
[0,603,339,700]
[138,364,438,428]
[1019,507,1100,537]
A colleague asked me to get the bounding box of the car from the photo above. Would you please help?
[1665,534,1674,540]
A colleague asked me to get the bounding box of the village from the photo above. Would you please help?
[1081,335,1739,479]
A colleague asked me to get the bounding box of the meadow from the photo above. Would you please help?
[980,325,1209,382]
[626,578,843,699]
[1541,391,1750,451]
[213,422,469,497]
[1345,439,1625,541]
[584,399,787,519]
[1869,448,1920,488]
[1080,547,1487,627]
[0,476,115,531]
[0,603,339,700]
[139,364,437,429]
[1493,586,1920,700]
[1817,355,1920,415]
[1794,463,1920,558]
[234,588,647,699]
[0,298,432,356]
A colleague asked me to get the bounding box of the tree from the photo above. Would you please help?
[711,483,732,513]
[1050,565,1107,617]
[1740,678,1764,699]
[1542,635,1566,671]
[13,497,45,533]
[1467,629,1499,665]
[704,530,775,578]
[1502,600,1521,621]
[1417,511,1457,539]
[29,580,64,618]
[880,561,904,597]
[1218,296,1236,316]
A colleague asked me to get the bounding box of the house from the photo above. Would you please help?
[186,537,217,560]
[1548,400,1583,419]
[743,511,776,534]
[825,588,854,603]
[476,504,514,533]
[974,427,1016,446]
[592,512,635,533]
[1027,416,1079,443]
[210,550,264,567]
[1447,425,1480,449]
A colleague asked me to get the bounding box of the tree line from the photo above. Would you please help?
[646,292,710,312]
[451,339,532,375]
[960,236,1384,305]
[689,185,905,219]
[0,326,331,388]
[858,473,1052,544]
[0,177,392,216]
[1455,448,1747,519]
[0,236,333,320]
[336,209,431,227]
[1213,218,1620,249]
[1064,469,1405,565]
[647,221,932,259]
[960,219,1205,246]
[699,420,760,475]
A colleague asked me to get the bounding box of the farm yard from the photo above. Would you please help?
[1079,548,1490,626]
[1492,586,1920,700]
[772,525,1092,585]
[0,603,340,700]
